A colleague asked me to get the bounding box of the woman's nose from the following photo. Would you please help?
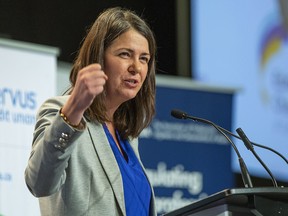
[128,61,142,74]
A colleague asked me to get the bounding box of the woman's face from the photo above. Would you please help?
[103,29,150,107]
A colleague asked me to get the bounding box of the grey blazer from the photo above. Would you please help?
[25,96,156,216]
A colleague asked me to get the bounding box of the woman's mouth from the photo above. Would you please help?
[124,79,138,87]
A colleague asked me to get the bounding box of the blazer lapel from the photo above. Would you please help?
[86,122,126,215]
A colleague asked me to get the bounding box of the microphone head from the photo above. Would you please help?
[171,109,188,119]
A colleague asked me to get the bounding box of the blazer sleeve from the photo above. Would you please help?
[24,96,85,197]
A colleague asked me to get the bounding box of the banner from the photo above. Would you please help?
[139,76,236,214]
[0,38,58,216]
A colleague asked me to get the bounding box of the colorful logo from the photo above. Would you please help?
[260,24,288,70]
[258,5,288,112]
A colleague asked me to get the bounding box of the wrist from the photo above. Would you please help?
[59,108,84,130]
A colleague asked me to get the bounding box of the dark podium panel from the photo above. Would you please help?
[163,187,288,216]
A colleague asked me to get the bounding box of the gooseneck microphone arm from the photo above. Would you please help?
[211,121,287,186]
[171,109,253,188]
[214,125,288,164]
[236,128,278,187]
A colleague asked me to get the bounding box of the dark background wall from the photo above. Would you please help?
[0,0,177,75]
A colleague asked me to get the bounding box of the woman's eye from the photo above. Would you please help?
[119,52,130,58]
[140,56,149,63]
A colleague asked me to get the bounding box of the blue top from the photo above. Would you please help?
[103,124,151,216]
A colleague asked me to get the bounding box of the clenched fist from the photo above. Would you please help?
[61,64,108,126]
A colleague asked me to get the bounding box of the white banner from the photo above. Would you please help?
[0,38,58,216]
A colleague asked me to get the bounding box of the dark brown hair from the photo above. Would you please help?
[69,7,157,139]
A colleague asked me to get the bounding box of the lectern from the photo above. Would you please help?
[163,187,288,216]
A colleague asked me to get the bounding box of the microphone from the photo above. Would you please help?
[171,109,188,119]
[236,128,278,187]
[214,125,288,165]
[196,115,286,186]
[171,109,253,188]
